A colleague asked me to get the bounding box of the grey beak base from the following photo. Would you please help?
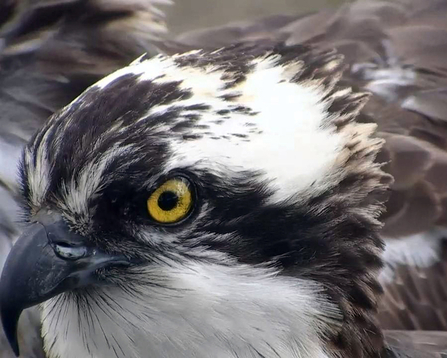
[0,220,129,356]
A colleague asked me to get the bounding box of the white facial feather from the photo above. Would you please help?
[41,259,339,358]
[57,144,135,224]
[94,51,354,205]
[168,63,345,204]
[25,137,51,209]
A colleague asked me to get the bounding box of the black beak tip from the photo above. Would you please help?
[1,254,23,357]
[1,306,21,357]
[8,340,20,357]
[7,331,20,357]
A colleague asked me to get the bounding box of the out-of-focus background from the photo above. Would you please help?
[166,0,348,36]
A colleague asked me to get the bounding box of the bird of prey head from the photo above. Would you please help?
[0,43,390,358]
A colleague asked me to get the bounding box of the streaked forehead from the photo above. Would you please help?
[23,45,358,213]
[96,49,349,201]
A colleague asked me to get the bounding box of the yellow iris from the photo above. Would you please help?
[147,178,193,224]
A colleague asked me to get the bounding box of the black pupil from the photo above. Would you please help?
[158,191,179,211]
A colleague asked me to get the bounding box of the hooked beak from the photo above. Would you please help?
[0,212,130,356]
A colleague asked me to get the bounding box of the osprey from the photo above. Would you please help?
[0,0,447,357]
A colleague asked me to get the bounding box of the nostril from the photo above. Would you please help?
[52,243,88,261]
[37,217,89,260]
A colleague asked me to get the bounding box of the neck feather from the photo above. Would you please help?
[42,261,341,358]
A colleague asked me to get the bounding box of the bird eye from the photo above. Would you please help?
[147,177,193,224]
